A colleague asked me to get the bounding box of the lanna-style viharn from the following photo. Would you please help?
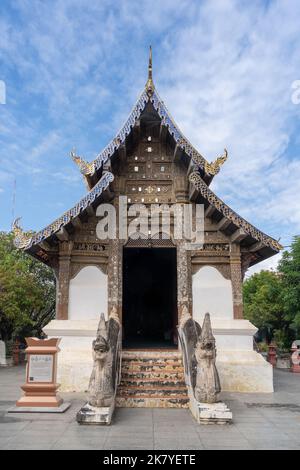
[14,47,281,408]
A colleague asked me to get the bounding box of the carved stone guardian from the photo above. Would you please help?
[76,312,121,425]
[178,312,232,424]
[194,313,221,403]
[87,313,114,407]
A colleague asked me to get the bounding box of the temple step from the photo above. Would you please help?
[117,385,188,397]
[121,370,185,380]
[120,379,186,387]
[116,350,189,408]
[116,396,189,408]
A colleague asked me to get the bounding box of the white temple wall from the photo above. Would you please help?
[191,265,273,393]
[192,265,233,322]
[68,265,107,320]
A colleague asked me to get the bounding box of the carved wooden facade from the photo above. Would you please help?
[14,50,282,326]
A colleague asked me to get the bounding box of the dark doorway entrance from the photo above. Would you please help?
[122,247,178,349]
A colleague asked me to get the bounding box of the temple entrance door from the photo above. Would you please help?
[122,247,178,349]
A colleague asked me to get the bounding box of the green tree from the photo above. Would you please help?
[278,236,300,338]
[244,236,300,349]
[0,232,55,342]
[243,270,288,347]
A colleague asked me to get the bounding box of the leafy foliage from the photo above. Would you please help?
[0,232,55,342]
[243,236,300,350]
[278,236,300,335]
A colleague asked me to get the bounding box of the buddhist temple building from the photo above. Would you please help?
[14,48,282,404]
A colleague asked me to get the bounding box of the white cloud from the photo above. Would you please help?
[0,0,299,249]
[246,252,282,278]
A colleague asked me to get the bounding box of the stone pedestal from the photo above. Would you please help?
[76,402,114,425]
[16,338,64,408]
[196,402,232,424]
[187,388,232,424]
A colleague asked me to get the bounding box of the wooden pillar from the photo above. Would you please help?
[108,239,123,321]
[176,241,192,321]
[56,241,73,320]
[230,243,243,319]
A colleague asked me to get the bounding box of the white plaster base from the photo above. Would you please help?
[217,351,273,393]
[187,388,232,424]
[193,318,274,393]
[43,320,99,392]
[44,318,273,394]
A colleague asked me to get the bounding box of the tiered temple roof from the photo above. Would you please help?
[13,47,282,266]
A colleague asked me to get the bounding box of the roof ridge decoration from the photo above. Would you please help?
[189,171,283,252]
[204,149,228,175]
[145,45,154,96]
[13,171,114,250]
[70,149,95,176]
[12,217,35,250]
[71,48,227,179]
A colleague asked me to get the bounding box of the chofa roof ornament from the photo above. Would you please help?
[70,148,95,176]
[204,148,228,176]
[12,217,34,249]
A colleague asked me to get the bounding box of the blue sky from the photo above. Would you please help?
[1,0,300,273]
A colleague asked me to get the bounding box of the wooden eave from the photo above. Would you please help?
[189,171,282,265]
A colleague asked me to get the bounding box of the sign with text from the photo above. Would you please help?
[16,337,63,408]
[28,354,53,382]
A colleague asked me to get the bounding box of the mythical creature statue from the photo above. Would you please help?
[70,148,95,176]
[204,148,228,175]
[87,313,114,407]
[12,217,34,249]
[194,313,221,403]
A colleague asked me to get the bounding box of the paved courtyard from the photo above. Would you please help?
[0,365,300,450]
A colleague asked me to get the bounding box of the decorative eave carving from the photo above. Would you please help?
[70,149,95,176]
[189,171,283,252]
[86,88,225,179]
[204,149,228,176]
[15,171,114,251]
[81,48,224,181]
[12,218,35,249]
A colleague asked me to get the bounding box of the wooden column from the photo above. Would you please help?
[176,241,193,321]
[230,243,244,319]
[108,239,123,321]
[56,241,73,320]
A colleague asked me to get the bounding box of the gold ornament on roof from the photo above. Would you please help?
[145,45,154,96]
[204,148,228,176]
[12,217,34,249]
[70,149,95,176]
[145,185,155,194]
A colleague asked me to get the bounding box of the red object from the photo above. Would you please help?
[291,341,300,373]
[267,343,277,366]
[13,339,20,366]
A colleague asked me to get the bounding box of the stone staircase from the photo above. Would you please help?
[116,350,189,408]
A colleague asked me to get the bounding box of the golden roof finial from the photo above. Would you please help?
[145,45,154,95]
[204,148,228,176]
[70,148,95,176]
[12,217,34,249]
